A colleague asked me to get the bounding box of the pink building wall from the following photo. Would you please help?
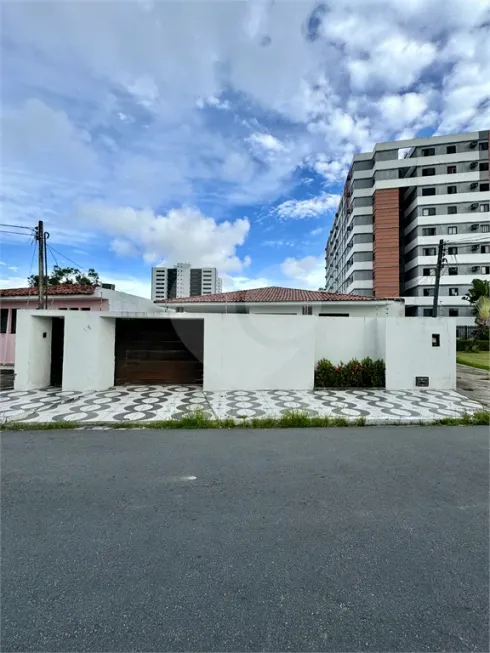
[0,297,109,365]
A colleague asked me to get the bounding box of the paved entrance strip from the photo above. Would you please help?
[0,385,484,424]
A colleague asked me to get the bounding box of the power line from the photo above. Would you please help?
[0,229,34,238]
[46,244,59,269]
[0,223,34,231]
[46,244,90,273]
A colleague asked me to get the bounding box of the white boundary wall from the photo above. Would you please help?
[62,314,116,391]
[14,311,456,392]
[203,314,315,390]
[14,312,52,390]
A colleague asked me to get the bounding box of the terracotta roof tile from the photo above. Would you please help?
[159,286,401,304]
[0,284,96,297]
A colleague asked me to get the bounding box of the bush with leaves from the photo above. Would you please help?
[315,357,385,388]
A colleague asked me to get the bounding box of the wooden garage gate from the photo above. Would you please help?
[114,319,203,385]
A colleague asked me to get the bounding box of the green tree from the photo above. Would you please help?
[475,296,490,340]
[463,279,490,308]
[28,265,100,287]
[463,279,490,341]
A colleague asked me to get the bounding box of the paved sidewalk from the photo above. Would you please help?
[0,385,484,425]
[457,363,490,409]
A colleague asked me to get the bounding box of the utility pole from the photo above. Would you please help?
[35,220,45,310]
[432,239,445,318]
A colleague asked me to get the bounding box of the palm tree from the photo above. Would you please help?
[475,295,490,340]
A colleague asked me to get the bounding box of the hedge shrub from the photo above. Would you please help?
[456,339,490,352]
[315,357,385,388]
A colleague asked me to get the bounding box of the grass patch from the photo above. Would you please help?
[2,410,489,431]
[3,420,80,431]
[457,351,490,371]
[434,411,490,426]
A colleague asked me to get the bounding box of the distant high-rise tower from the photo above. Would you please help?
[151,263,223,301]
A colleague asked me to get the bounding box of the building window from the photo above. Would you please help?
[423,308,433,316]
[481,183,490,192]
[422,208,436,216]
[479,142,489,151]
[422,148,435,156]
[423,247,437,256]
[81,307,90,311]
[447,185,457,194]
[447,165,457,174]
[422,168,436,176]
[302,306,312,315]
[422,227,436,236]
[446,145,456,154]
[481,224,490,233]
[449,308,459,317]
[480,162,489,172]
[449,288,459,296]
[422,187,436,196]
[448,226,457,235]
[447,206,457,214]
[482,246,490,254]
[423,268,436,276]
[480,204,490,212]
[423,288,434,297]
[0,309,8,334]
[448,246,458,255]
[483,266,490,275]
[11,309,17,334]
[448,267,458,275]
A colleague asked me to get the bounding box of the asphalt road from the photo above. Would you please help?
[2,427,488,652]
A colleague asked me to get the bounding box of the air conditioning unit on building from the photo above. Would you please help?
[470,182,479,189]
[469,161,478,169]
[471,266,480,272]
[471,224,479,230]
[470,203,479,210]
[469,141,478,149]
[471,245,479,252]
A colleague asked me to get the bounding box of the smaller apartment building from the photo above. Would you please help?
[151,264,222,301]
[325,130,490,330]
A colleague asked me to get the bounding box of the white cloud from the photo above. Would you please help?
[220,273,275,292]
[0,275,30,290]
[97,274,152,299]
[1,99,99,178]
[280,256,326,289]
[348,36,437,92]
[248,132,286,153]
[110,239,140,258]
[310,228,323,236]
[76,203,251,273]
[196,95,230,110]
[378,92,433,131]
[275,193,340,220]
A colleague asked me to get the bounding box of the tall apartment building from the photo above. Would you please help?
[151,263,223,301]
[325,130,490,330]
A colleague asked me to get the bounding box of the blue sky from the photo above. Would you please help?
[1,0,489,297]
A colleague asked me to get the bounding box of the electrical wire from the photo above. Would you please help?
[0,223,34,231]
[46,244,90,274]
[0,229,34,237]
[46,244,59,268]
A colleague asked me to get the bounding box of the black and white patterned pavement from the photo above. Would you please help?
[0,385,484,424]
